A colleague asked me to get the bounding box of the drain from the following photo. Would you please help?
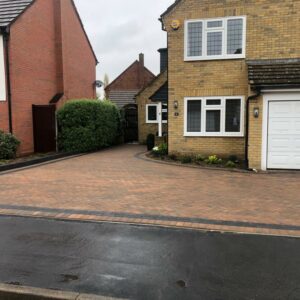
[176,280,187,288]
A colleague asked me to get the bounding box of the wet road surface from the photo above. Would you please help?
[0,216,299,300]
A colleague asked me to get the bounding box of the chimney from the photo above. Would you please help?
[138,53,145,88]
[158,48,168,73]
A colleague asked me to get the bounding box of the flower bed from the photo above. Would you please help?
[149,143,244,170]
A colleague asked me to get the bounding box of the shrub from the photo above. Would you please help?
[146,134,155,151]
[205,155,222,165]
[194,154,205,164]
[228,155,238,163]
[57,99,121,153]
[226,160,236,168]
[0,131,20,159]
[179,154,193,164]
[152,143,168,157]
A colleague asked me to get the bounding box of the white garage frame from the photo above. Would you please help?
[261,91,300,170]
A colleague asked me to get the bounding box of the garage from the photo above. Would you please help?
[265,95,300,170]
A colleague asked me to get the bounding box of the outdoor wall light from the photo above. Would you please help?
[174,100,178,109]
[253,107,259,118]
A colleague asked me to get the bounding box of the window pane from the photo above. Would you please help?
[187,22,203,57]
[207,99,221,105]
[206,110,221,132]
[207,20,222,28]
[225,99,241,132]
[227,19,243,55]
[187,100,201,132]
[162,111,168,121]
[148,106,157,121]
[207,32,222,56]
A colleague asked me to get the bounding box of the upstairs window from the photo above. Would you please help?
[185,17,246,61]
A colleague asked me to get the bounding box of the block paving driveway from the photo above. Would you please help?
[0,145,299,236]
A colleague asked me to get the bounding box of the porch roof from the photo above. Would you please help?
[247,58,300,89]
[150,82,168,103]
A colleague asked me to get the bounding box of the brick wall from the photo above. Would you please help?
[137,71,168,143]
[105,60,155,99]
[6,0,96,155]
[162,0,300,166]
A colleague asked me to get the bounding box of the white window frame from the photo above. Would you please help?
[184,96,245,137]
[0,35,7,102]
[184,16,246,61]
[146,103,168,124]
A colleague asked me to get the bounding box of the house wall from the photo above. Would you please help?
[162,0,300,164]
[137,71,168,144]
[7,0,96,155]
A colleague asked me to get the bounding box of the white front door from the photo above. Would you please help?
[267,100,300,169]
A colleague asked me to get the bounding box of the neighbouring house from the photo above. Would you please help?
[136,49,168,144]
[0,0,97,155]
[105,54,155,109]
[160,0,300,170]
[105,53,155,143]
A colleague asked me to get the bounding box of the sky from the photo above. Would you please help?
[73,0,174,86]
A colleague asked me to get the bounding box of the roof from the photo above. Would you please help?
[105,60,155,91]
[109,90,139,109]
[0,0,34,28]
[247,58,300,89]
[150,82,168,102]
[0,0,98,63]
[160,0,182,18]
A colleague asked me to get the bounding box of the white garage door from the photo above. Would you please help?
[267,100,300,169]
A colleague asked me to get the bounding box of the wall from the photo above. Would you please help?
[162,0,300,162]
[8,0,96,154]
[137,71,168,143]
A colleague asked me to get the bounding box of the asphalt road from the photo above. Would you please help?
[0,216,299,300]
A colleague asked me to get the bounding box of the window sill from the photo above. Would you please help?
[184,55,245,62]
[184,133,244,138]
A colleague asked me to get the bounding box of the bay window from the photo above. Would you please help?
[185,16,246,60]
[184,97,244,136]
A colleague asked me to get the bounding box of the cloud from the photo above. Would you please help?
[74,0,174,83]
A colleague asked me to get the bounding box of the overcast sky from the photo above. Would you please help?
[73,0,174,84]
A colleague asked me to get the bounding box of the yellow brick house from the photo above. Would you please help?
[158,0,300,170]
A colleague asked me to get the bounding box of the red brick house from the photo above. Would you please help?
[0,0,98,155]
[105,54,155,109]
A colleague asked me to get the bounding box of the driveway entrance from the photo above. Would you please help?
[0,145,299,236]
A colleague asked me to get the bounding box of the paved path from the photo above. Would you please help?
[0,145,299,236]
[0,216,299,300]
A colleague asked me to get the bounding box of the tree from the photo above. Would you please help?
[103,73,110,99]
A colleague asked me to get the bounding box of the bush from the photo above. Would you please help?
[228,155,238,163]
[0,131,20,159]
[57,99,121,153]
[205,155,222,165]
[226,160,236,168]
[179,154,193,164]
[146,134,155,151]
[194,154,205,164]
[152,143,168,157]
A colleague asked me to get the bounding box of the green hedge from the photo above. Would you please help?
[57,99,121,153]
[0,131,20,160]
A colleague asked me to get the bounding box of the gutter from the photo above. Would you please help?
[1,26,13,133]
[245,90,261,170]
